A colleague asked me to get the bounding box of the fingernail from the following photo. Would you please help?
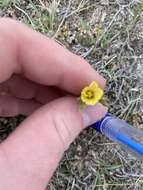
[81,103,108,127]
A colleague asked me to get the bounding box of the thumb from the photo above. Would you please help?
[41,97,108,150]
[0,97,107,190]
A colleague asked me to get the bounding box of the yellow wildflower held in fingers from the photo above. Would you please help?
[80,81,103,106]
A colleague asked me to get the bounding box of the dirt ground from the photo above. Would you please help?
[0,0,143,189]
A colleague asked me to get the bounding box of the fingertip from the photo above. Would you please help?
[64,53,106,94]
[82,103,108,127]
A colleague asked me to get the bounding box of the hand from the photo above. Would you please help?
[0,18,107,190]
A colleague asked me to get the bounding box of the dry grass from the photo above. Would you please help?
[0,0,143,189]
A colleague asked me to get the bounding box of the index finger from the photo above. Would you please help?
[0,18,106,95]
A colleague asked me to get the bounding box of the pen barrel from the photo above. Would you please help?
[95,116,143,159]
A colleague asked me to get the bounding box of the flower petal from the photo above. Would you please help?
[89,81,98,89]
[94,88,103,100]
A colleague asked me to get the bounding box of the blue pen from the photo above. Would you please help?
[92,114,143,159]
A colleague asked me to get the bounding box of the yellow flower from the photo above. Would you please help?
[80,81,103,105]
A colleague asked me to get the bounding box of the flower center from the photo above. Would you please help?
[86,90,94,99]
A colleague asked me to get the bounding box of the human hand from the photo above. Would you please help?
[0,18,107,190]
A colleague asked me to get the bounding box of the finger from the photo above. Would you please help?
[0,74,64,103]
[0,95,41,116]
[0,97,107,189]
[0,18,106,95]
[0,75,38,99]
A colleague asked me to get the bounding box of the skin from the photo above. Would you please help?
[0,18,107,190]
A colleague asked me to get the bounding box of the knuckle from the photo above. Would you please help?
[0,18,18,41]
[0,18,21,40]
[0,17,18,25]
[0,18,18,30]
[49,108,72,151]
